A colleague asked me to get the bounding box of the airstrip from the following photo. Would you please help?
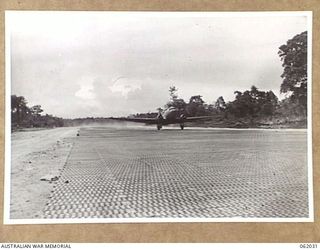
[10,126,309,219]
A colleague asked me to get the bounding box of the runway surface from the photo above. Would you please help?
[43,127,309,219]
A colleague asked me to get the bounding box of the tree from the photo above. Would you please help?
[215,96,226,112]
[189,95,205,105]
[11,95,64,129]
[226,86,278,119]
[165,86,186,113]
[186,95,206,116]
[260,91,278,116]
[29,105,45,127]
[11,95,30,127]
[30,105,43,116]
[168,86,178,102]
[278,31,307,113]
[227,89,253,118]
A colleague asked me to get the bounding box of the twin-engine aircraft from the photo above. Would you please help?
[110,107,211,130]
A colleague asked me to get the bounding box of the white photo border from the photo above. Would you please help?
[3,10,314,225]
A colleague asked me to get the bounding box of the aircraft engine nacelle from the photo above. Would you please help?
[163,107,184,120]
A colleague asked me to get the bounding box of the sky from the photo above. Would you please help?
[7,12,309,118]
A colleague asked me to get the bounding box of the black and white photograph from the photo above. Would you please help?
[4,11,313,223]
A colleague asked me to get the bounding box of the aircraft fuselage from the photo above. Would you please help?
[156,107,185,130]
[110,106,210,130]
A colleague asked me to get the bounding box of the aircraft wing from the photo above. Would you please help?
[185,116,213,121]
[110,117,158,124]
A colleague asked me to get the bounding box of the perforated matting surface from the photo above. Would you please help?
[43,127,309,218]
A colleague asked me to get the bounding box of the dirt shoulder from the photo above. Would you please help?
[9,127,78,219]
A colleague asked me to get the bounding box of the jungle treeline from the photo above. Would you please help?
[11,95,64,130]
[133,31,308,128]
[11,31,307,129]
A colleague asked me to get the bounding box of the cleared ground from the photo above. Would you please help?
[40,126,308,219]
[10,127,78,219]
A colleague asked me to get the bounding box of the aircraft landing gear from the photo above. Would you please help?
[157,124,162,130]
[180,124,184,130]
